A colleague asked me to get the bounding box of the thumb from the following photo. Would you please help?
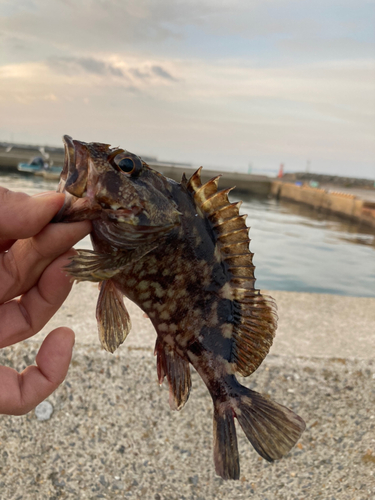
[0,327,75,415]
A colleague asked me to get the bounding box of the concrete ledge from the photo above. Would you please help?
[271,181,375,228]
[1,286,375,498]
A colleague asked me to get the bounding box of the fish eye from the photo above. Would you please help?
[117,158,135,173]
[109,150,142,177]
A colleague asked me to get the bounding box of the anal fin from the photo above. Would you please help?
[96,279,131,353]
[155,338,191,411]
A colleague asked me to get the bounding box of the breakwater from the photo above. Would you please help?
[271,180,375,229]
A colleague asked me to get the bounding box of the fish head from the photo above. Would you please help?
[55,135,181,248]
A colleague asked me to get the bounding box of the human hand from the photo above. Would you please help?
[0,187,91,415]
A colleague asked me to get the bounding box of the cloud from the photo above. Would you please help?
[129,68,150,80]
[47,56,125,77]
[0,0,181,55]
[129,64,177,81]
[0,0,373,177]
[0,0,373,66]
[77,58,124,77]
[151,65,176,80]
[44,56,178,86]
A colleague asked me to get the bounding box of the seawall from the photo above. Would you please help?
[271,180,375,229]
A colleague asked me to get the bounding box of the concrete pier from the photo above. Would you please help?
[271,180,375,229]
[1,285,375,498]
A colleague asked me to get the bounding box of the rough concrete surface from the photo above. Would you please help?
[1,285,375,499]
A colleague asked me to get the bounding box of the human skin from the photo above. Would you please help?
[0,187,91,415]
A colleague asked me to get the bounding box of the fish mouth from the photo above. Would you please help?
[54,135,141,224]
[58,134,88,198]
[59,135,75,183]
[56,135,135,221]
[60,134,75,185]
[54,135,97,222]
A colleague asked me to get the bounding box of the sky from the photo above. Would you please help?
[0,0,374,178]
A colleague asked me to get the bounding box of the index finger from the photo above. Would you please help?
[0,187,65,241]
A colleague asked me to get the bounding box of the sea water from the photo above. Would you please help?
[1,172,374,298]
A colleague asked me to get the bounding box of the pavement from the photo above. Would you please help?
[1,285,375,499]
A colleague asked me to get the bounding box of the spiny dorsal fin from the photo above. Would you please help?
[181,172,188,187]
[213,214,247,234]
[194,175,221,205]
[186,168,277,377]
[200,187,235,213]
[186,166,203,192]
[208,201,242,226]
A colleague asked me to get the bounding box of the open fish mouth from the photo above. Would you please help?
[56,134,90,200]
[59,135,76,189]
[53,136,181,239]
[53,135,97,222]
[54,135,121,222]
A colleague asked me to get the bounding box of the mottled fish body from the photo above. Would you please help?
[55,135,305,479]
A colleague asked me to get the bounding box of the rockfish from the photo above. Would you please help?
[55,135,305,480]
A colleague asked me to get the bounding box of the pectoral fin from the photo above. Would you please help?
[96,279,131,353]
[65,245,156,282]
[65,250,123,282]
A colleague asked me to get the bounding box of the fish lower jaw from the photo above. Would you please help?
[97,199,124,211]
[108,202,122,210]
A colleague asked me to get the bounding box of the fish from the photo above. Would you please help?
[55,134,306,480]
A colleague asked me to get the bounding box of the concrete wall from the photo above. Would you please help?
[157,164,271,195]
[271,181,375,229]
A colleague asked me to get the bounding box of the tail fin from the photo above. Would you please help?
[235,389,305,462]
[212,387,305,480]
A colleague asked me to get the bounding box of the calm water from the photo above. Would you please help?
[2,172,375,298]
[240,194,375,297]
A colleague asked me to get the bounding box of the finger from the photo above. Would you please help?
[0,219,91,302]
[0,327,74,415]
[0,188,66,239]
[0,250,76,348]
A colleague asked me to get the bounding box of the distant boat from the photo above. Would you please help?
[18,156,62,180]
[17,156,46,174]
